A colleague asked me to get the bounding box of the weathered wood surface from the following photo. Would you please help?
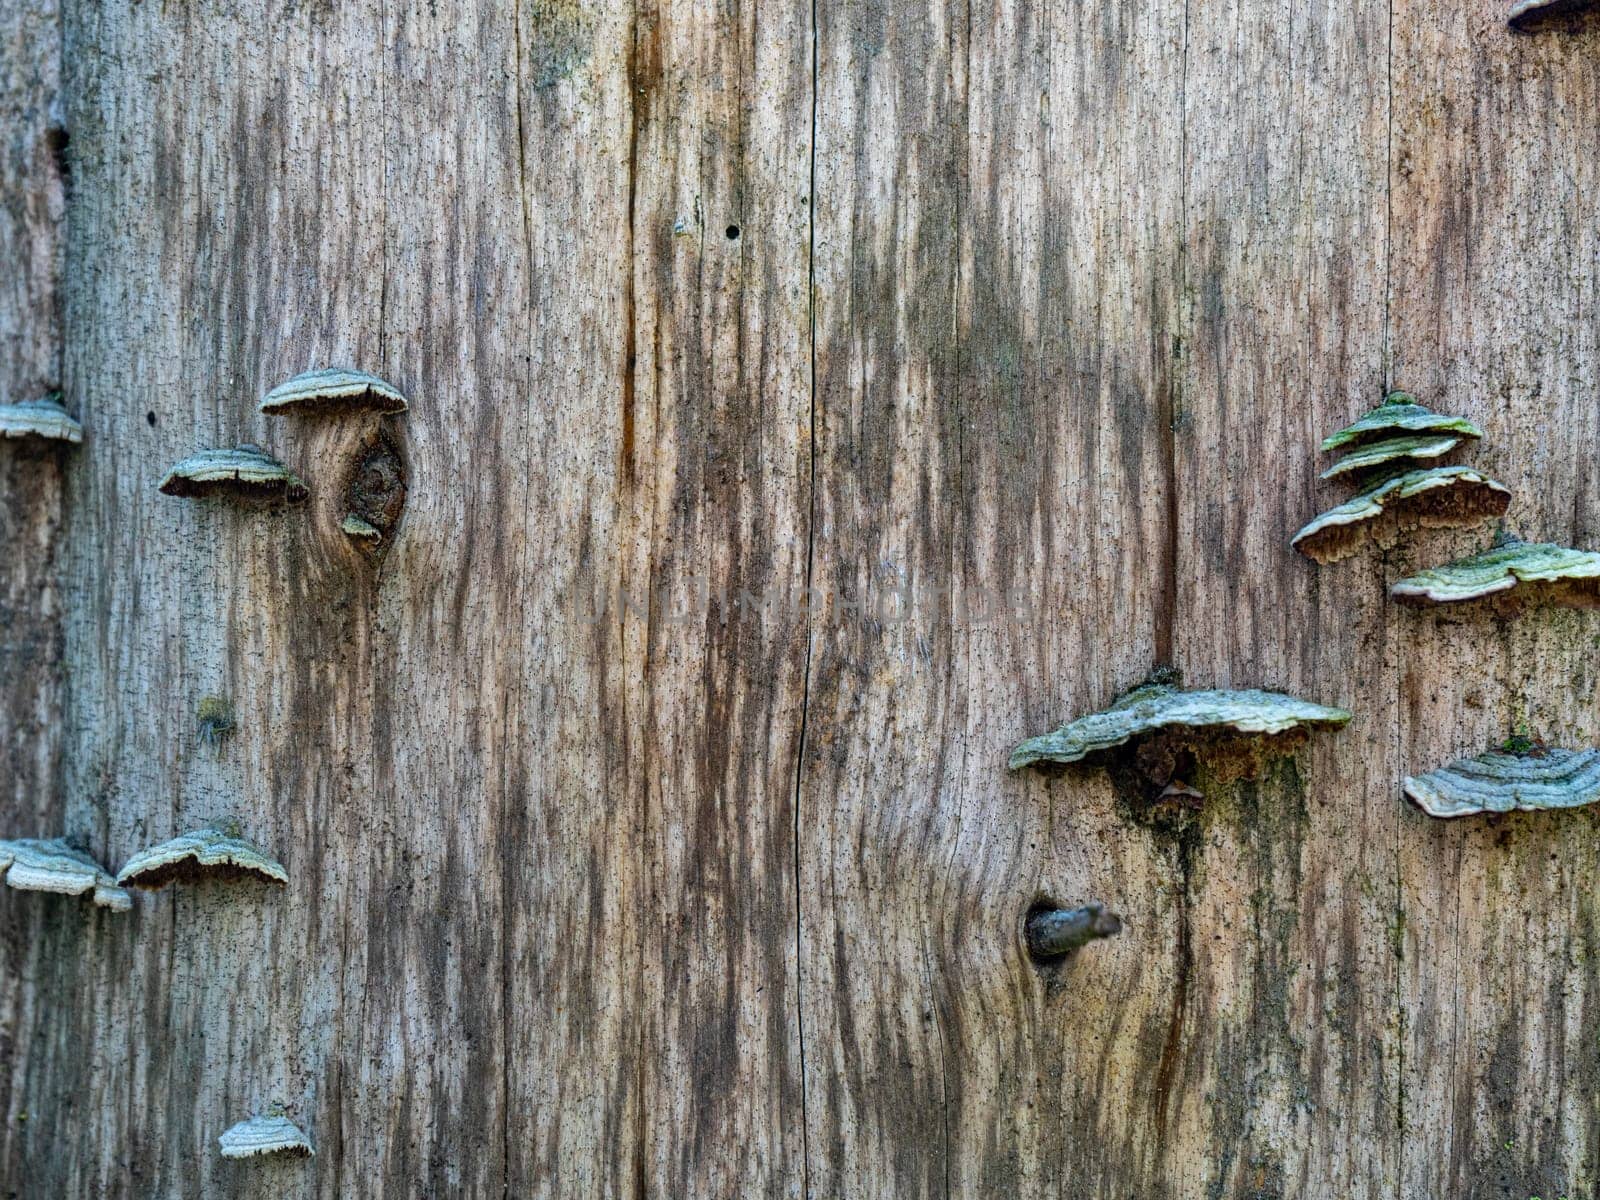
[3,0,1599,1196]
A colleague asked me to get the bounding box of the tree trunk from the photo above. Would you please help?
[3,1,1599,1196]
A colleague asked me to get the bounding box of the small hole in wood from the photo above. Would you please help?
[725,224,741,240]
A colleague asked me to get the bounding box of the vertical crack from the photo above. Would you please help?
[789,0,821,1194]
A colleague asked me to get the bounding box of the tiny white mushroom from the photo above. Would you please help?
[218,1114,314,1159]
[0,838,131,911]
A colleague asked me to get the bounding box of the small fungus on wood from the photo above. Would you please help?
[1318,433,1463,481]
[1009,683,1351,790]
[116,828,287,890]
[196,695,235,749]
[1404,744,1600,818]
[159,446,308,504]
[1508,0,1599,29]
[0,395,83,444]
[1390,532,1600,610]
[218,1114,314,1159]
[341,514,382,544]
[1291,466,1510,564]
[1025,902,1123,961]
[260,367,407,416]
[1319,391,1484,452]
[0,838,131,910]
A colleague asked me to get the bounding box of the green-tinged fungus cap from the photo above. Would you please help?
[158,446,308,504]
[1404,746,1600,818]
[218,1114,314,1159]
[1390,537,1600,608]
[260,368,407,416]
[340,514,382,543]
[1320,393,1484,452]
[0,838,131,910]
[0,396,83,444]
[116,828,287,890]
[1320,433,1463,481]
[1009,684,1351,771]
[1291,466,1510,564]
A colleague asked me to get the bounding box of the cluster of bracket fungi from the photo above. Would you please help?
[0,368,401,1162]
[1009,386,1600,963]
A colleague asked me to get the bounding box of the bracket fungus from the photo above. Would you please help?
[1296,392,1506,563]
[0,395,83,444]
[159,445,308,504]
[218,1114,314,1159]
[1025,902,1123,961]
[1009,683,1351,795]
[260,367,407,416]
[341,514,382,544]
[116,829,287,890]
[1390,533,1600,610]
[1404,745,1600,818]
[0,839,131,910]
[1291,466,1510,564]
[1508,0,1598,28]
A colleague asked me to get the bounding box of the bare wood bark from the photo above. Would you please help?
[3,1,1600,1197]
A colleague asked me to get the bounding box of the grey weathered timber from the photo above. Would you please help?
[4,1,1600,1197]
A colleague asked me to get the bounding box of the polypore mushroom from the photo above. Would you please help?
[1009,682,1351,789]
[1319,392,1484,451]
[218,1113,314,1159]
[159,445,308,504]
[116,829,287,890]
[1508,0,1598,29]
[0,395,83,444]
[1318,433,1464,481]
[1404,744,1600,818]
[340,514,382,545]
[1390,532,1600,610]
[0,839,131,911]
[1291,466,1511,564]
[260,367,407,416]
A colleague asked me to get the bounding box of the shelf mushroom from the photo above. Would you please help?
[218,1113,314,1160]
[260,368,407,417]
[159,445,308,505]
[0,838,131,911]
[1508,0,1598,29]
[1293,391,1508,563]
[1390,533,1600,611]
[1010,681,1352,798]
[116,829,287,890]
[0,395,83,444]
[1405,744,1600,818]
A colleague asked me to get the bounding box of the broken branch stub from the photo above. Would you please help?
[0,395,83,444]
[218,1114,314,1159]
[158,446,308,505]
[1291,466,1511,563]
[1009,683,1351,786]
[1404,746,1600,818]
[1390,535,1600,610]
[0,838,131,910]
[260,367,408,416]
[1025,903,1123,960]
[116,828,287,890]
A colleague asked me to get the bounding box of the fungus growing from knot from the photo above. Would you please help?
[116,829,287,890]
[1507,0,1598,29]
[218,1112,314,1160]
[0,839,131,910]
[260,367,408,416]
[0,395,83,444]
[1390,533,1600,611]
[1025,902,1123,961]
[1319,392,1484,452]
[342,435,407,551]
[1292,467,1510,564]
[1009,682,1351,802]
[159,446,308,505]
[196,696,235,750]
[1404,744,1600,818]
